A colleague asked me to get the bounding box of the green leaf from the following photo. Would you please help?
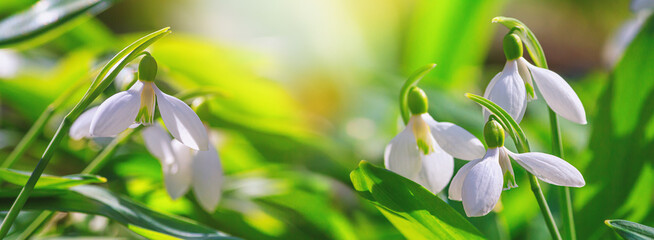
[0,168,106,189]
[0,0,116,48]
[72,27,171,119]
[129,225,183,240]
[492,16,548,68]
[399,63,436,124]
[350,161,484,239]
[465,93,530,152]
[605,220,654,240]
[0,185,240,239]
[576,14,654,239]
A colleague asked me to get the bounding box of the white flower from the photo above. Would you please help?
[385,114,485,194]
[449,120,585,217]
[484,34,586,124]
[70,106,99,140]
[142,124,224,212]
[89,80,208,151]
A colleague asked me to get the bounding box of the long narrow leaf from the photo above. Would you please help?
[0,0,116,48]
[0,185,239,239]
[0,168,106,189]
[605,219,654,240]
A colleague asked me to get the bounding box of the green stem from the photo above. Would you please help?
[0,117,73,237]
[15,127,139,239]
[465,94,561,240]
[494,17,576,239]
[14,211,55,240]
[82,127,139,174]
[0,28,169,237]
[1,79,87,171]
[549,109,576,240]
[528,174,562,240]
[0,107,54,170]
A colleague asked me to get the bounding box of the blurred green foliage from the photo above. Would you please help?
[0,0,651,239]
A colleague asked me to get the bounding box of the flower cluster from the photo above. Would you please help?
[69,53,223,212]
[384,30,588,218]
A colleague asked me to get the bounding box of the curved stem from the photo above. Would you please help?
[466,93,561,240]
[0,107,54,169]
[15,127,139,239]
[0,79,87,171]
[0,117,73,237]
[0,28,170,238]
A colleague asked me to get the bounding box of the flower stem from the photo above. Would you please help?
[528,173,562,240]
[0,28,169,238]
[14,127,139,239]
[0,79,86,171]
[0,106,54,170]
[548,108,576,240]
[82,127,139,174]
[0,118,73,237]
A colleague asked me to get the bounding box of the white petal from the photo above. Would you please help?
[483,60,528,123]
[192,143,224,212]
[462,148,503,217]
[70,106,99,140]
[422,114,485,160]
[507,150,585,187]
[90,81,143,137]
[142,124,174,160]
[414,144,454,194]
[498,147,517,189]
[517,57,536,101]
[449,158,483,201]
[524,60,587,124]
[384,122,422,180]
[154,85,209,151]
[163,140,194,199]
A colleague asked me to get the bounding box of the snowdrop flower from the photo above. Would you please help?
[385,87,485,194]
[449,118,585,217]
[70,106,100,140]
[483,33,586,124]
[90,54,208,150]
[142,124,224,212]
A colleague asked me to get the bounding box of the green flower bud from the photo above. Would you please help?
[503,33,523,60]
[408,87,428,115]
[484,117,505,148]
[138,53,158,82]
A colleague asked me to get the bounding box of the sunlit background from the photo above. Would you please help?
[0,0,651,239]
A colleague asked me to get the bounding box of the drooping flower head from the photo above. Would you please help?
[449,117,585,217]
[89,53,208,151]
[142,124,224,212]
[385,87,485,194]
[484,33,586,124]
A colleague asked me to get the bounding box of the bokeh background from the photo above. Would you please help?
[0,0,652,239]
